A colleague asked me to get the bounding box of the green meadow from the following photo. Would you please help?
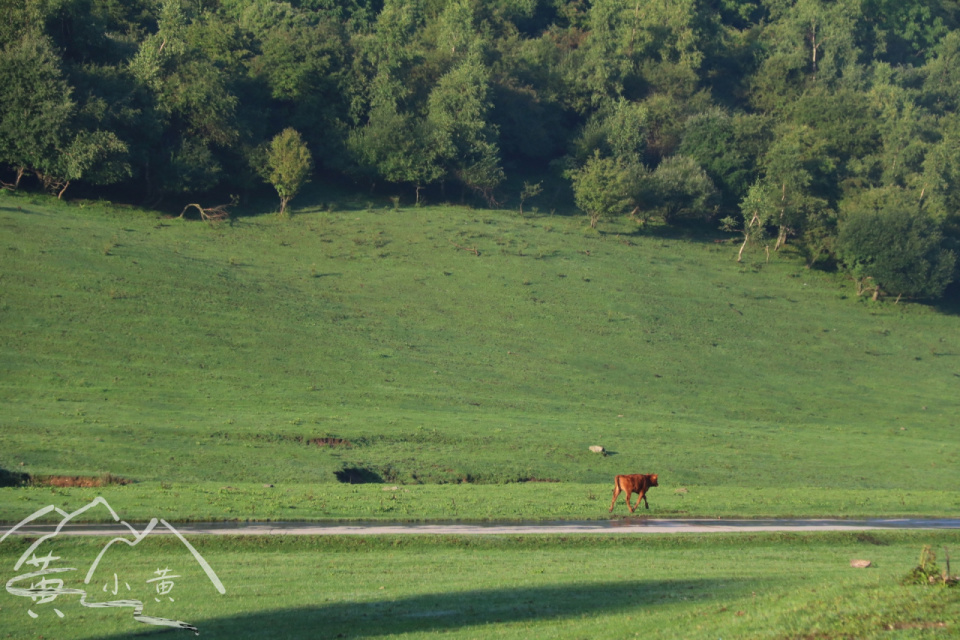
[0,532,958,639]
[1,192,959,639]
[1,190,959,520]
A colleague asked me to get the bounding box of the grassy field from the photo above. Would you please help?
[3,483,959,523]
[1,190,959,639]
[1,189,959,521]
[0,531,957,639]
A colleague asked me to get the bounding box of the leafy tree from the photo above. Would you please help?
[568,0,713,110]
[569,151,643,228]
[722,180,773,262]
[679,109,768,211]
[570,98,648,166]
[0,0,47,49]
[861,0,953,66]
[240,1,350,169]
[348,93,443,204]
[427,53,504,204]
[0,33,73,189]
[518,180,542,215]
[750,0,861,111]
[858,67,935,191]
[641,91,713,163]
[786,87,880,172]
[645,155,718,224]
[261,128,313,217]
[37,129,129,199]
[837,189,956,300]
[757,123,834,249]
[128,0,241,197]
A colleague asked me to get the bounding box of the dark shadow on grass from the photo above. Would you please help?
[0,467,28,487]
[595,221,734,245]
[102,579,737,639]
[931,281,960,317]
[334,466,384,484]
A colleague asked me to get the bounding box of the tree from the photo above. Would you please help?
[645,155,718,224]
[427,53,505,204]
[568,0,713,110]
[837,188,956,300]
[749,0,861,111]
[570,98,648,166]
[723,180,772,262]
[518,180,542,215]
[0,34,73,189]
[679,109,768,211]
[128,0,241,198]
[262,128,313,216]
[757,123,834,250]
[569,151,642,228]
[38,129,129,199]
[240,1,350,170]
[348,95,443,204]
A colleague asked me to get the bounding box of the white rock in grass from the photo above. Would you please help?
[589,445,605,453]
[850,559,872,568]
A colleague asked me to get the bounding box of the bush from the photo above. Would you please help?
[837,192,956,300]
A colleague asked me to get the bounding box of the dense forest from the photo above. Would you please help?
[2,0,960,300]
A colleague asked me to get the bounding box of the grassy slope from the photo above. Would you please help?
[1,190,959,520]
[0,532,957,639]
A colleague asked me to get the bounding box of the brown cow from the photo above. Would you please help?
[609,473,658,513]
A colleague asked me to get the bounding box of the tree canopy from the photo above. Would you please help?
[2,0,960,299]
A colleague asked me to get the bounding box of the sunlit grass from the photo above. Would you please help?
[0,532,957,639]
[1,190,959,520]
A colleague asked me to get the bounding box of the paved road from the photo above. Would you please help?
[4,518,960,537]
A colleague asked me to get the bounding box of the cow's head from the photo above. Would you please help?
[649,474,658,487]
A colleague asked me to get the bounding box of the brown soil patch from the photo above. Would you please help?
[887,621,947,631]
[35,474,132,488]
[307,437,351,448]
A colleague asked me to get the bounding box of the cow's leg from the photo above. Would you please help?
[626,490,636,512]
[609,484,621,512]
[640,490,650,510]
[632,489,646,511]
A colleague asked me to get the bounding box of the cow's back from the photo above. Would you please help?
[615,474,647,492]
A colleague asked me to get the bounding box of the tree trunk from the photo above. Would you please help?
[737,236,748,262]
[1,166,27,190]
[774,226,787,251]
[775,182,787,250]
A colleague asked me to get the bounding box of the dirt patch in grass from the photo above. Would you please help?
[32,473,132,488]
[307,437,351,448]
[210,431,353,448]
[885,621,947,631]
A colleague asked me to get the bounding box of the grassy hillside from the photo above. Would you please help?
[1,190,958,519]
